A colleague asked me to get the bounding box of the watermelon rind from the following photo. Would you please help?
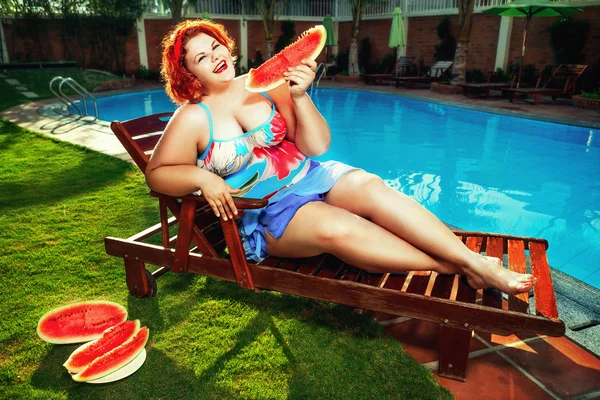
[63,319,141,373]
[87,348,147,384]
[37,300,128,344]
[72,326,149,382]
[245,25,327,93]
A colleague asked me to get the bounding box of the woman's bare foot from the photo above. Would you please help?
[463,253,534,294]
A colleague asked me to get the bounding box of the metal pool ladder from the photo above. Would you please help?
[309,63,326,96]
[49,76,98,121]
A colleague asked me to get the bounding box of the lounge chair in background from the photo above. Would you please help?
[502,64,588,105]
[394,61,453,88]
[105,112,565,382]
[460,72,517,98]
[361,56,415,85]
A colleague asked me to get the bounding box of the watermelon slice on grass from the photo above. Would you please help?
[245,25,327,93]
[37,300,128,344]
[72,326,150,382]
[64,319,141,373]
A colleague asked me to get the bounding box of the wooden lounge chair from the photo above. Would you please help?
[460,72,516,98]
[360,56,415,85]
[502,64,587,105]
[104,112,565,382]
[394,61,453,88]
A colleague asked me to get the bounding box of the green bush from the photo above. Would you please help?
[580,90,600,99]
[335,49,349,73]
[466,69,485,83]
[507,61,538,86]
[434,16,456,62]
[137,65,160,80]
[548,17,589,65]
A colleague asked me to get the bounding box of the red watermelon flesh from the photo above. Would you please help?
[246,25,327,93]
[73,326,149,382]
[64,319,140,373]
[37,300,128,344]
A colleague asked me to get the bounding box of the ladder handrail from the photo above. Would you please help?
[63,78,99,120]
[50,76,98,121]
[49,76,82,116]
[310,63,326,96]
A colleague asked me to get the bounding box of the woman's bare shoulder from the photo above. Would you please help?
[165,103,210,138]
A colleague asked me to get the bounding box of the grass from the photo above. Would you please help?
[0,68,126,111]
[0,119,452,399]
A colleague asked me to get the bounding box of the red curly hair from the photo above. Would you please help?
[161,20,236,104]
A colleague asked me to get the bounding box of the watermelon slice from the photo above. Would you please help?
[37,300,128,344]
[73,326,149,382]
[245,25,327,93]
[64,320,141,373]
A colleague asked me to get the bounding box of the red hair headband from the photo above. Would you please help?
[172,28,188,63]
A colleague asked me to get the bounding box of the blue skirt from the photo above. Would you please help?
[238,160,358,262]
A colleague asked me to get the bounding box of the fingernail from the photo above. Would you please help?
[234,211,238,215]
[223,216,227,221]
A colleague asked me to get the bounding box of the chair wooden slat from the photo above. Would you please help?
[483,237,504,309]
[424,271,438,297]
[457,237,481,304]
[406,271,432,295]
[529,242,559,319]
[430,273,455,299]
[296,255,326,275]
[338,265,362,282]
[401,271,415,292]
[315,254,344,279]
[381,273,408,291]
[508,240,529,313]
[121,112,171,137]
[134,134,162,153]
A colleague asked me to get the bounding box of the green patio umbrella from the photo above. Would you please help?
[323,15,336,64]
[388,7,406,77]
[201,12,210,20]
[484,0,583,87]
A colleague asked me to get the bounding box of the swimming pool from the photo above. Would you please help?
[87,88,600,289]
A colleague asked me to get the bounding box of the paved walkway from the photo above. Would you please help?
[2,80,599,399]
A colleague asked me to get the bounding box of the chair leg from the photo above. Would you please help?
[438,325,472,381]
[534,94,540,105]
[124,258,151,297]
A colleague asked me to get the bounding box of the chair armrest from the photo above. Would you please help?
[150,191,268,209]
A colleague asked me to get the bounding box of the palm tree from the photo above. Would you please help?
[161,0,187,24]
[348,0,376,76]
[452,0,476,84]
[244,0,287,59]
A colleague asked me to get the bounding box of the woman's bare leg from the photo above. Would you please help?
[324,171,534,294]
[265,201,459,275]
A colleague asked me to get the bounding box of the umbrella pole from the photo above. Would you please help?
[518,16,531,89]
[395,47,398,77]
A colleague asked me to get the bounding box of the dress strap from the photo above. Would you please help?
[260,92,275,109]
[196,102,214,160]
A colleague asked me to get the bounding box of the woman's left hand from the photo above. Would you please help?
[284,59,317,99]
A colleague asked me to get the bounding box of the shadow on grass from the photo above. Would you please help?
[0,122,135,212]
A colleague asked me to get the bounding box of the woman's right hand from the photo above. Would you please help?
[199,173,241,221]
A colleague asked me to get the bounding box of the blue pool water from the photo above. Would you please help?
[85,88,600,289]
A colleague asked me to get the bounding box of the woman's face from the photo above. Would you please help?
[184,32,235,88]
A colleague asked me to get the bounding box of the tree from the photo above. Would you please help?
[160,0,187,24]
[246,0,287,59]
[452,0,476,84]
[348,0,376,76]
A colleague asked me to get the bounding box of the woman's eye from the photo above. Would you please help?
[198,56,205,63]
[213,44,219,50]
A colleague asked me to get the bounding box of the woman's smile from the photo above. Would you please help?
[213,60,228,74]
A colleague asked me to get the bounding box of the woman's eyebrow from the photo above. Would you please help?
[194,40,217,62]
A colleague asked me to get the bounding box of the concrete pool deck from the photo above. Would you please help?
[2,80,599,399]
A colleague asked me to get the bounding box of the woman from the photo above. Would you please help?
[146,19,534,295]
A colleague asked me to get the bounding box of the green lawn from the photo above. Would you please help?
[0,119,452,399]
[0,68,126,111]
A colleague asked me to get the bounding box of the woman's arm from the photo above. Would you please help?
[268,59,331,156]
[145,105,240,220]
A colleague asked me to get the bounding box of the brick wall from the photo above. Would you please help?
[3,19,139,74]
[3,6,599,76]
